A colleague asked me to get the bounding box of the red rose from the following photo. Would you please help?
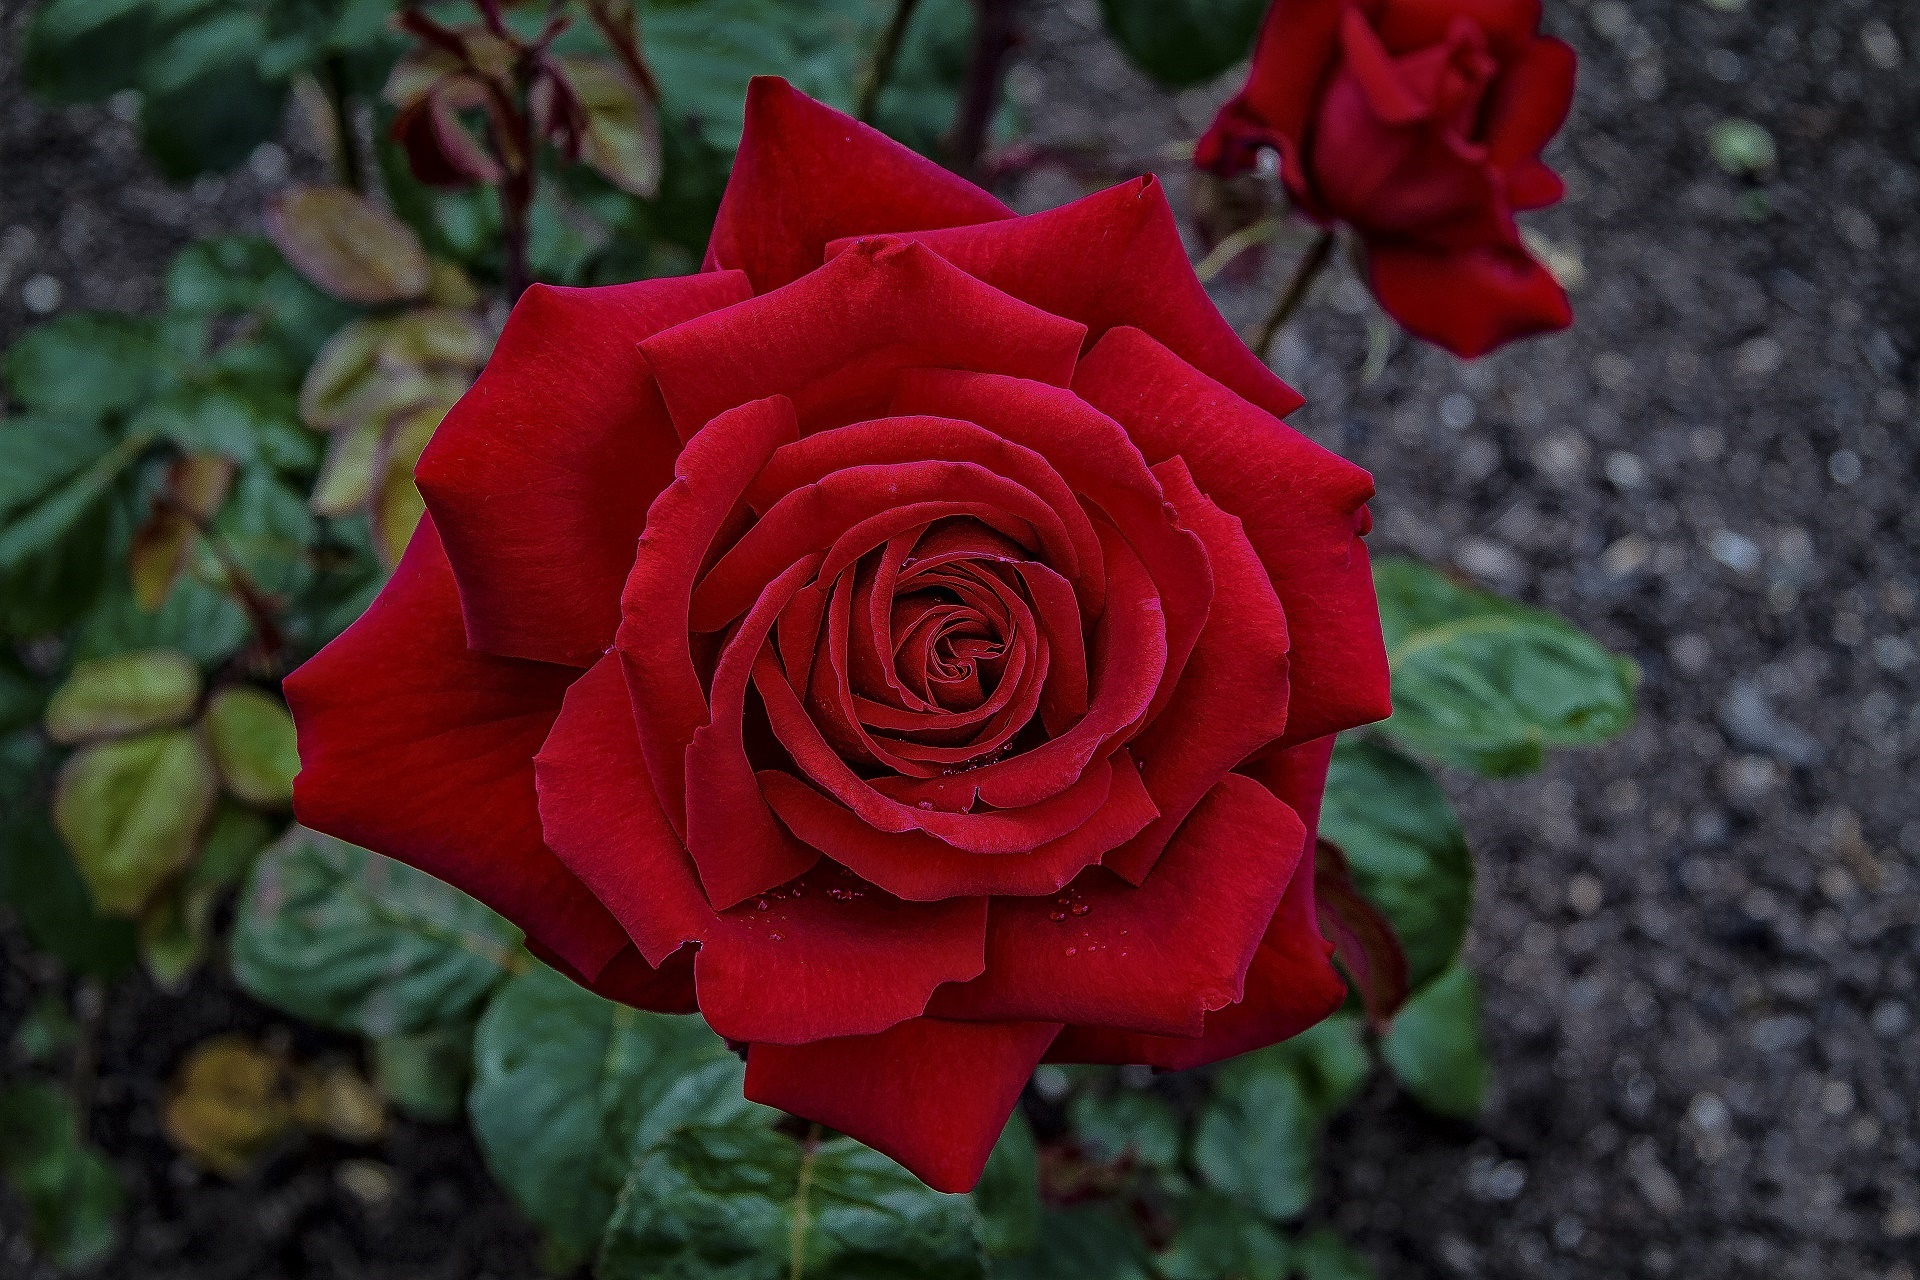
[286,78,1390,1192]
[1197,0,1577,357]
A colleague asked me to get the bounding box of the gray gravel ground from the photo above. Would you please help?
[3,0,1918,1277]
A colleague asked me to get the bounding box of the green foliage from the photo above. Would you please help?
[0,1082,122,1270]
[202,685,300,808]
[1192,1015,1369,1222]
[972,1113,1040,1257]
[1375,557,1638,776]
[53,728,218,917]
[601,1126,986,1280]
[1293,1228,1377,1280]
[43,648,201,744]
[470,964,769,1264]
[1069,1081,1182,1170]
[231,828,522,1037]
[0,792,139,980]
[1320,737,1472,994]
[989,1207,1151,1280]
[374,1023,475,1124]
[1098,0,1267,89]
[1381,964,1488,1119]
[1156,1195,1292,1280]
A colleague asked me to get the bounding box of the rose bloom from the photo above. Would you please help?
[288,78,1390,1192]
[1197,0,1578,357]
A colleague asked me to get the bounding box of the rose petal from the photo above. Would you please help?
[705,76,1011,294]
[743,1018,1060,1194]
[758,748,1156,901]
[1193,0,1345,208]
[287,516,628,980]
[1100,458,1292,885]
[1366,238,1572,357]
[535,654,988,1042]
[928,773,1306,1037]
[616,395,798,837]
[1484,36,1577,176]
[1046,736,1345,1068]
[644,238,1085,440]
[527,938,700,1015]
[1072,327,1391,745]
[419,272,752,666]
[1376,0,1544,59]
[831,179,1304,421]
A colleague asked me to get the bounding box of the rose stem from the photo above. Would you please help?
[856,0,924,123]
[156,493,287,673]
[946,0,1020,179]
[1253,226,1336,362]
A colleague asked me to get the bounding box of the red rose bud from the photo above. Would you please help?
[1198,0,1578,357]
[284,79,1392,1194]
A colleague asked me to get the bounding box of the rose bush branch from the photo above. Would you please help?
[1253,226,1335,362]
[857,0,925,123]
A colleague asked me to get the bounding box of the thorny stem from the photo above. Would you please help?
[946,0,1019,178]
[856,0,923,124]
[323,55,363,191]
[789,1123,824,1280]
[1253,227,1336,362]
[157,494,287,672]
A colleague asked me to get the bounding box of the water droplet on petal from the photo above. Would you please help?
[756,898,770,911]
[770,933,783,942]
[1048,911,1067,922]
[1065,947,1077,957]
[917,799,935,810]
[1070,902,1090,916]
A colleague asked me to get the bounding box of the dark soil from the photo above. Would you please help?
[4,1,1918,1278]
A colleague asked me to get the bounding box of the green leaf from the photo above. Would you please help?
[1293,1228,1376,1280]
[139,11,288,180]
[1380,964,1487,1119]
[136,800,273,992]
[231,826,519,1036]
[1069,1084,1181,1170]
[973,1111,1039,1257]
[1154,1194,1291,1280]
[470,964,766,1263]
[212,464,317,596]
[0,653,46,734]
[374,1022,473,1124]
[53,728,218,916]
[165,234,353,364]
[1319,737,1472,993]
[599,1125,986,1280]
[0,1082,122,1270]
[128,384,277,464]
[22,0,151,104]
[202,685,299,808]
[44,648,202,745]
[12,996,80,1065]
[3,312,167,421]
[1097,0,1267,89]
[0,801,138,980]
[1191,1015,1369,1222]
[1375,557,1638,776]
[72,575,252,669]
[987,1206,1151,1280]
[0,419,150,634]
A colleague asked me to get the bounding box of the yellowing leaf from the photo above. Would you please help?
[293,1065,387,1144]
[426,259,481,309]
[372,399,453,566]
[560,57,661,198]
[309,422,384,517]
[128,454,235,611]
[266,186,430,305]
[45,649,202,745]
[298,311,487,433]
[203,686,300,810]
[163,1036,298,1178]
[53,729,217,916]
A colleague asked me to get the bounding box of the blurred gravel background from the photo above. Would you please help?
[4,0,1918,1277]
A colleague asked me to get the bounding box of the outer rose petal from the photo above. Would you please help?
[642,237,1085,440]
[1072,327,1391,744]
[1100,458,1292,885]
[1366,238,1571,357]
[1193,0,1346,205]
[1376,0,1544,59]
[1048,736,1346,1068]
[705,76,1011,295]
[287,516,629,980]
[526,938,700,1015]
[537,654,988,1044]
[829,179,1306,422]
[928,774,1307,1037]
[744,1018,1060,1194]
[1484,36,1577,175]
[617,395,798,838]
[418,272,752,667]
